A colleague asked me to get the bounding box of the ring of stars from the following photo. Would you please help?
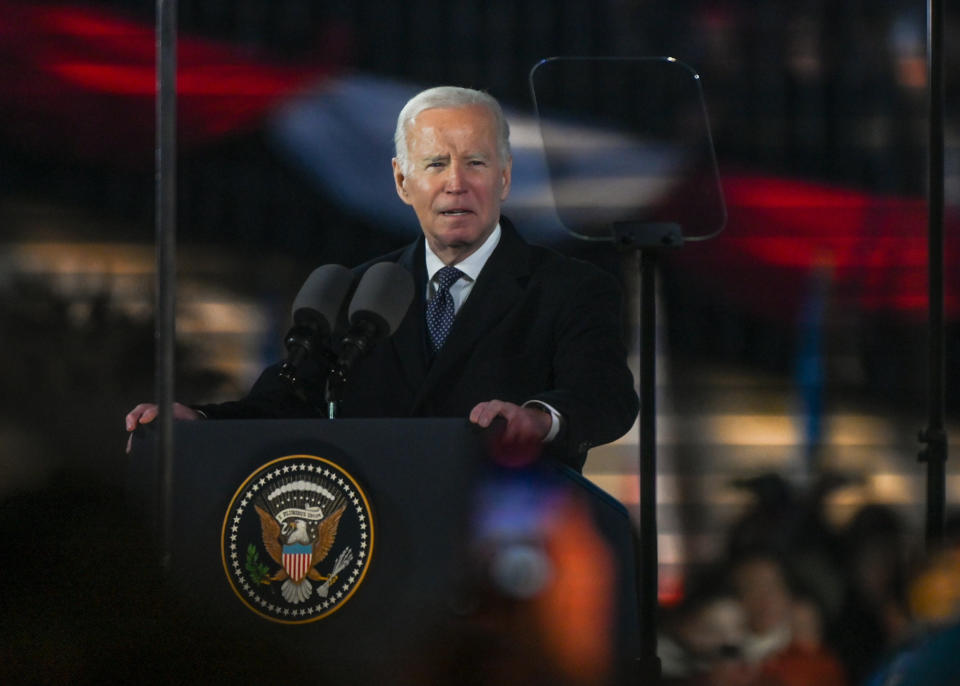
[222,455,374,624]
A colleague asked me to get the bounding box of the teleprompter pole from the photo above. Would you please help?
[616,222,682,685]
[638,248,660,684]
[155,0,177,569]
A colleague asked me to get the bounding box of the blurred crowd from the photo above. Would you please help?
[659,474,960,686]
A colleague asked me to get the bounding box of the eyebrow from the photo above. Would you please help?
[420,151,490,164]
[421,152,491,163]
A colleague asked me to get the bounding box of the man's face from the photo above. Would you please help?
[393,105,512,264]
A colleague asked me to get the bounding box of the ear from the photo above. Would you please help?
[392,158,413,206]
[499,156,513,201]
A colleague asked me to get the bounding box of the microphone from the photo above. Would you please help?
[335,262,414,374]
[278,264,355,384]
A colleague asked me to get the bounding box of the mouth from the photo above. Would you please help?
[439,209,472,216]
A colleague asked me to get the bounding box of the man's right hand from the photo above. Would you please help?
[125,402,201,453]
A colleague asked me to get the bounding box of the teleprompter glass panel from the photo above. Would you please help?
[530,57,725,243]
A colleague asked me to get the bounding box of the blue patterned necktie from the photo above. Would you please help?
[426,266,463,354]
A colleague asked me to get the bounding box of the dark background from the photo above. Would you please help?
[1,1,958,682]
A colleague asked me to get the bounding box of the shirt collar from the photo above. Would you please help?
[425,222,502,283]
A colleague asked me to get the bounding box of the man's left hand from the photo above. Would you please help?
[469,399,552,445]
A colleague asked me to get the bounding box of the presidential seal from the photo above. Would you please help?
[221,454,374,624]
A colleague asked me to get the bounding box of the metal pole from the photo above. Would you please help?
[920,0,947,549]
[156,0,177,569]
[637,249,661,684]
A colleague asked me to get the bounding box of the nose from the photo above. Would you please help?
[445,162,466,193]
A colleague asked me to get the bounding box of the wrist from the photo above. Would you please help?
[522,400,562,442]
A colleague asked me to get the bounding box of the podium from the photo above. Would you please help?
[129,418,639,684]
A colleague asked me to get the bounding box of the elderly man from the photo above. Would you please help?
[126,86,638,470]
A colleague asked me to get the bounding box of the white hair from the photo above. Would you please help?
[393,86,511,173]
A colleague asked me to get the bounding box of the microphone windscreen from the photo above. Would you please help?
[348,262,414,336]
[292,264,355,334]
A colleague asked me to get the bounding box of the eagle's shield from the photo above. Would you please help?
[282,543,313,582]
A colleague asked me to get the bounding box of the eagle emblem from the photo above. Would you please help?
[254,493,352,604]
[222,455,374,623]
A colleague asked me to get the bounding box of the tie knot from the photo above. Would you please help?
[434,266,463,291]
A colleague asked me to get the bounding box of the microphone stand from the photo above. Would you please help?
[325,371,345,419]
[324,318,381,419]
[613,220,683,686]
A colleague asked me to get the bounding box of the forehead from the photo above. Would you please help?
[406,105,498,153]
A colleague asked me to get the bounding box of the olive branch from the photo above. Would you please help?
[245,543,270,584]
